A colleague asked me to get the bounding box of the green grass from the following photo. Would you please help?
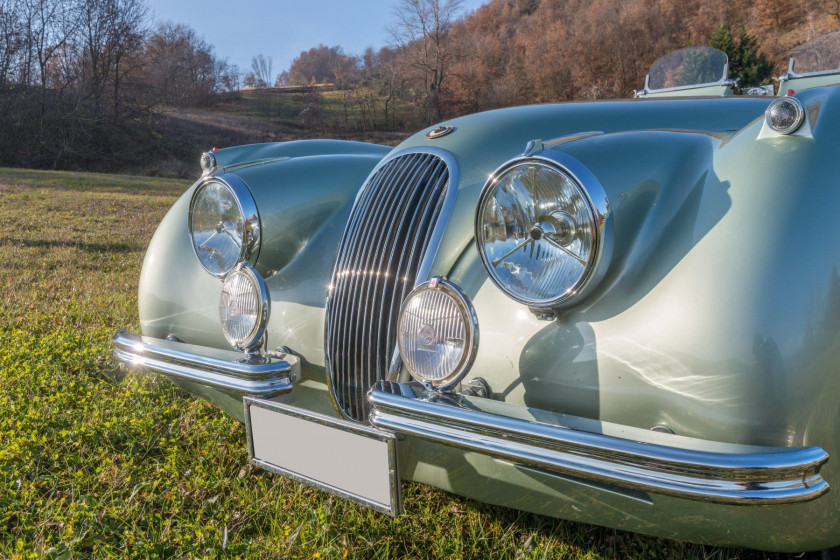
[0,168,816,559]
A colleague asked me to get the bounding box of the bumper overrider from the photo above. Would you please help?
[112,330,829,508]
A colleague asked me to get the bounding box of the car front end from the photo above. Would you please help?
[115,92,840,552]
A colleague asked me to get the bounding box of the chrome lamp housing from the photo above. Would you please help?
[396,277,478,390]
[219,263,269,352]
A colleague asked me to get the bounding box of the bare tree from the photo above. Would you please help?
[250,53,273,87]
[145,22,233,106]
[0,0,23,89]
[390,0,463,122]
[21,0,75,92]
[76,0,148,119]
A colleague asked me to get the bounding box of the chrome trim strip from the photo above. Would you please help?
[368,382,830,505]
[244,397,402,516]
[113,330,294,397]
[221,156,291,173]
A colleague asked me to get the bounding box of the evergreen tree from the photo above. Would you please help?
[710,25,773,92]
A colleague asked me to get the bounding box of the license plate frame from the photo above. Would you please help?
[243,396,401,516]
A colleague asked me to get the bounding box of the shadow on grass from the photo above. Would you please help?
[1,237,141,253]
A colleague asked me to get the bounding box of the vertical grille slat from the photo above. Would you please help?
[326,152,450,421]
[344,154,427,414]
[356,155,431,395]
[383,165,449,356]
[330,156,416,411]
[340,157,416,410]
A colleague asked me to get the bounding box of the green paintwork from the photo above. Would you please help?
[136,92,840,551]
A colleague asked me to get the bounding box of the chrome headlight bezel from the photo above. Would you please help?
[219,263,269,352]
[397,278,479,390]
[188,173,261,278]
[475,150,611,311]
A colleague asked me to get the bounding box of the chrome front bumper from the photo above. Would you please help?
[368,381,829,505]
[112,330,296,398]
[111,332,829,506]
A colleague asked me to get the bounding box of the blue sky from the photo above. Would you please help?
[146,0,489,76]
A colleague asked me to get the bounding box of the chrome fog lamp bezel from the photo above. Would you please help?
[475,150,610,311]
[219,263,269,352]
[397,278,479,391]
[188,174,261,278]
[765,97,805,135]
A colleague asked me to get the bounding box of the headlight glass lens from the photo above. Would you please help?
[220,265,267,350]
[477,161,597,307]
[190,181,245,276]
[397,279,477,388]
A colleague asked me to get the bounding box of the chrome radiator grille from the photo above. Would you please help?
[326,152,450,421]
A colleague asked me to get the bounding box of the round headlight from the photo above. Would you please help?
[476,159,601,309]
[189,175,260,277]
[397,278,478,389]
[219,264,269,351]
[765,97,805,135]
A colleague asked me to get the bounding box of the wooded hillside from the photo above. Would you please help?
[1,0,838,176]
[414,0,840,116]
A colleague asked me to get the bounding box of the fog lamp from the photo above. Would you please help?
[397,278,478,390]
[220,264,269,352]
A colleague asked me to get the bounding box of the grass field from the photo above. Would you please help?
[214,87,416,131]
[0,167,820,559]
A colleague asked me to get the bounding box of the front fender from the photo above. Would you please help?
[138,143,388,367]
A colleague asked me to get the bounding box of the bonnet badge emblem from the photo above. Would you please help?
[426,125,455,139]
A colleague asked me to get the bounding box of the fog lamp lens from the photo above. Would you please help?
[397,278,478,389]
[220,264,268,351]
[766,97,805,135]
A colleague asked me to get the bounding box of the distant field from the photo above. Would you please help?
[149,90,412,179]
[0,168,817,559]
[216,87,417,131]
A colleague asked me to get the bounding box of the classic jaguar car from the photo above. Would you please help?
[114,47,840,553]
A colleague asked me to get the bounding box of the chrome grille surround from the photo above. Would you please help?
[325,147,459,422]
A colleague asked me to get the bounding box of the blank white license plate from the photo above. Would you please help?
[244,396,401,516]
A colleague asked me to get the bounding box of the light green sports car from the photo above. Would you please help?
[115,47,840,553]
